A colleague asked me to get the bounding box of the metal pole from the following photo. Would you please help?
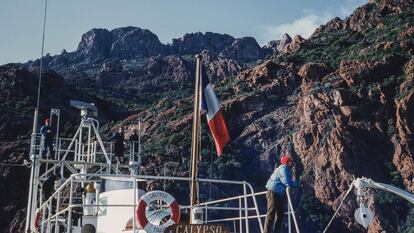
[133,177,137,233]
[190,54,203,222]
[26,129,41,233]
[55,109,60,160]
[163,166,166,191]
[286,188,300,233]
[54,190,61,233]
[239,197,243,233]
[25,109,38,232]
[47,201,52,233]
[243,183,249,233]
[205,204,208,224]
[87,124,91,163]
[288,202,291,233]
[67,179,73,233]
[138,120,141,166]
[26,0,48,230]
[79,122,83,162]
[41,207,46,233]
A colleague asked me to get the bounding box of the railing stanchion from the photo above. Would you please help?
[286,188,300,233]
[54,189,61,233]
[243,183,249,233]
[239,197,243,233]
[133,176,137,233]
[288,200,291,233]
[47,201,52,233]
[67,178,73,232]
[41,205,46,233]
[205,204,208,224]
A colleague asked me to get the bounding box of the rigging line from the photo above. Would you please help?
[36,0,48,118]
[322,180,356,233]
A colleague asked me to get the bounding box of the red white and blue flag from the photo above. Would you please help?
[200,65,230,156]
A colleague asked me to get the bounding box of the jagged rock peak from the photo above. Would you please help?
[171,32,235,55]
[74,28,113,62]
[109,26,166,58]
[277,33,292,52]
[74,26,167,61]
[263,40,279,50]
[219,37,263,62]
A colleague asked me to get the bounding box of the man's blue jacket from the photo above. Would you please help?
[265,165,298,195]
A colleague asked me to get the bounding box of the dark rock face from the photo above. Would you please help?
[109,27,167,58]
[171,32,235,55]
[262,40,280,54]
[26,29,266,71]
[393,59,414,192]
[219,37,263,63]
[73,28,113,63]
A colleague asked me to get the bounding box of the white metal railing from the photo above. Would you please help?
[31,133,141,166]
[36,174,254,233]
[199,188,300,233]
[36,173,300,233]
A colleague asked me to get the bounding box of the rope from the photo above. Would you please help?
[322,181,355,233]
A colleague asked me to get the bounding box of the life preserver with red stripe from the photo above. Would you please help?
[136,191,180,233]
[34,208,42,229]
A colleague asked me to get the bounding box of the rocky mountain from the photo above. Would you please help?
[1,0,414,232]
[27,28,270,72]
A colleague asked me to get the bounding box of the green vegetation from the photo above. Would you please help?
[274,3,414,69]
[398,208,414,233]
[299,190,331,232]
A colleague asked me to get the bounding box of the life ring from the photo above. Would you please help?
[136,191,180,233]
[34,208,42,229]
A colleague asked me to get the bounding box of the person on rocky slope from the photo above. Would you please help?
[264,155,298,233]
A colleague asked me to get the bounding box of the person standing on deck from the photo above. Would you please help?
[128,129,139,161]
[40,118,54,158]
[109,127,126,164]
[264,155,298,233]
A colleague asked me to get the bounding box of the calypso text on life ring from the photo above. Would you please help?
[136,191,180,233]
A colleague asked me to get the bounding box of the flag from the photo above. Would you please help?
[200,65,230,156]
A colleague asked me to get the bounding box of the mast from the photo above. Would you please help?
[189,55,202,221]
[25,0,48,232]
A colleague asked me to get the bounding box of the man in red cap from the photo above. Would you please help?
[264,155,298,233]
[40,118,55,157]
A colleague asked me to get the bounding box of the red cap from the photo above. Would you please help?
[280,156,291,165]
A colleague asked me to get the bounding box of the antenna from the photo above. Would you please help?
[70,100,98,119]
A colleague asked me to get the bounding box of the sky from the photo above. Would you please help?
[0,0,366,65]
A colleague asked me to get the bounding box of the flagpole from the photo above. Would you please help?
[190,54,202,222]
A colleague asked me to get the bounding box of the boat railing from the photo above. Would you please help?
[30,133,142,169]
[37,173,299,233]
[195,188,300,233]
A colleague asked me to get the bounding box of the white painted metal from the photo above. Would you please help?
[96,188,145,233]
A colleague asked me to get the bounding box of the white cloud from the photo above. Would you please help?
[339,0,367,18]
[261,10,333,43]
[258,1,367,45]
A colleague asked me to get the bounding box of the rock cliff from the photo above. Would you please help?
[1,0,413,232]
